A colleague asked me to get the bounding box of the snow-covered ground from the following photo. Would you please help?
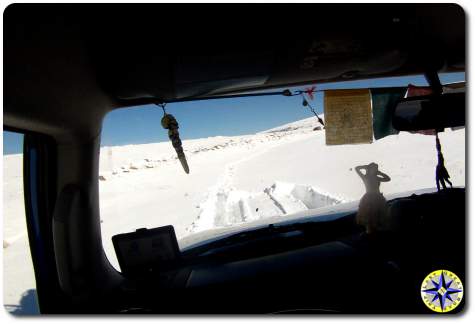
[2,116,465,313]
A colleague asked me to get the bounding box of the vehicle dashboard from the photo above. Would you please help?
[109,188,464,314]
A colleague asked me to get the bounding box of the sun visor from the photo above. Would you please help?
[173,52,273,98]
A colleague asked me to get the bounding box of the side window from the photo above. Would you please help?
[3,131,39,315]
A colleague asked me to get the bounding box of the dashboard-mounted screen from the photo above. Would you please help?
[112,225,180,276]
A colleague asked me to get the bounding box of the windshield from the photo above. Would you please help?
[99,73,465,271]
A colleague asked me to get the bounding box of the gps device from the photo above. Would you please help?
[112,225,181,277]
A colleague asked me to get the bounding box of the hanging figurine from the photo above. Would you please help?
[355,162,391,233]
[435,133,452,191]
[158,104,190,174]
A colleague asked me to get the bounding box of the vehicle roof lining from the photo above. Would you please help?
[3,4,465,141]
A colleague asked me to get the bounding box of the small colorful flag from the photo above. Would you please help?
[406,84,433,97]
[304,86,316,100]
[371,87,407,140]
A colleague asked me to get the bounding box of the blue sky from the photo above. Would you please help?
[3,73,465,155]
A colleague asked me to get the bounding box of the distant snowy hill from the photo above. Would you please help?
[261,115,323,134]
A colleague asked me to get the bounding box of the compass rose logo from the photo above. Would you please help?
[421,270,464,313]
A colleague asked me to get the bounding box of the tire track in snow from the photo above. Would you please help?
[187,146,275,232]
[186,132,341,233]
[263,187,287,214]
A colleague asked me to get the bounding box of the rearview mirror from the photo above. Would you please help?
[392,92,465,131]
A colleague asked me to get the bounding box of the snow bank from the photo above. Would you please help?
[188,181,343,233]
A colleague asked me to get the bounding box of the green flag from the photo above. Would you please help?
[371,87,407,140]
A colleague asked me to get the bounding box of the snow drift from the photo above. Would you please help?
[187,181,342,233]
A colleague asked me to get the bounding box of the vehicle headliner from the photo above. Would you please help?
[4,4,465,141]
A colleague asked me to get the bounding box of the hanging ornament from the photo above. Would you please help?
[300,94,324,127]
[435,133,452,191]
[158,104,190,174]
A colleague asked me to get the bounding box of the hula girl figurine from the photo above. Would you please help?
[355,162,391,233]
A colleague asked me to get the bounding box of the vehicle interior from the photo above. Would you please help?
[3,4,465,314]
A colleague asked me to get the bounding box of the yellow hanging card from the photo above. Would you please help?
[324,89,373,145]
